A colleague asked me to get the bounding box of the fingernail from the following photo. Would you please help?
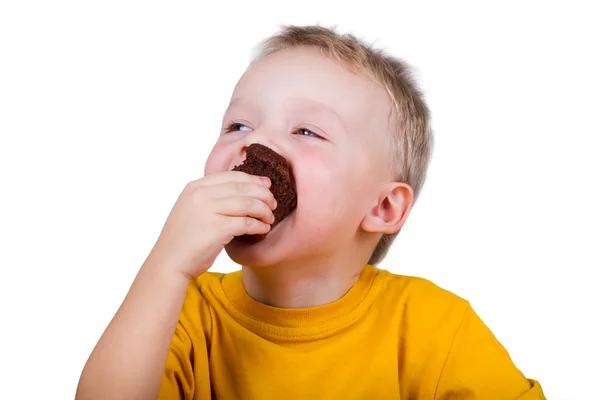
[260,177,271,186]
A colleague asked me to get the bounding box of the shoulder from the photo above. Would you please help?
[376,267,469,314]
[177,272,226,331]
[373,267,471,340]
[373,268,479,389]
[374,269,542,396]
[178,271,226,303]
[191,270,226,293]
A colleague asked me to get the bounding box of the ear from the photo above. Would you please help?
[360,182,414,234]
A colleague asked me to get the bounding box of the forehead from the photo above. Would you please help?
[232,47,392,136]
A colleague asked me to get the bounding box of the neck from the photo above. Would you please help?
[241,255,365,308]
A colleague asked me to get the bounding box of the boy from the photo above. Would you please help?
[76,25,545,399]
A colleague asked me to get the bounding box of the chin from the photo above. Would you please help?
[224,211,337,268]
[225,242,271,268]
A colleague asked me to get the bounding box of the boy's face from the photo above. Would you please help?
[205,46,393,266]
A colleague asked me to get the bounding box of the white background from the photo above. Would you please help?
[1,1,598,399]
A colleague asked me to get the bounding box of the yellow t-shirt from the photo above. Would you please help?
[159,265,545,399]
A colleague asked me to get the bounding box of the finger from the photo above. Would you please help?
[209,182,277,210]
[214,197,275,225]
[192,171,270,188]
[225,215,271,237]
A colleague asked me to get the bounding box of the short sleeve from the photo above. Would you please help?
[435,306,546,400]
[158,322,195,400]
[158,280,213,400]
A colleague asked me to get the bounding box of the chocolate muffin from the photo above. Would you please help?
[232,143,297,244]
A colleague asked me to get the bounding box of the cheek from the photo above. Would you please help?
[204,141,230,175]
[293,147,380,226]
[295,165,366,223]
[295,150,373,200]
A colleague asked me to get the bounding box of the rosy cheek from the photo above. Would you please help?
[204,144,227,175]
[204,158,217,175]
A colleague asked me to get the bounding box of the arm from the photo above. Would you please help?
[75,257,190,400]
[75,172,276,400]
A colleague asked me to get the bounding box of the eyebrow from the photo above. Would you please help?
[223,97,348,135]
[286,99,348,135]
[223,98,249,119]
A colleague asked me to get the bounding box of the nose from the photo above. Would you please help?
[229,129,283,170]
[237,130,281,161]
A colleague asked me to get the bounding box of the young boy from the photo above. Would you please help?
[76,25,545,399]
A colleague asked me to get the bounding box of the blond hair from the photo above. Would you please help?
[251,25,433,265]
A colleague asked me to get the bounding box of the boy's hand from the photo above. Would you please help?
[148,171,276,279]
[77,171,274,400]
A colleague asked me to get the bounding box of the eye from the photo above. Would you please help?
[293,128,323,139]
[224,122,252,133]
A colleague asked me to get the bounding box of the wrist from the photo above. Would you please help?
[141,251,193,288]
